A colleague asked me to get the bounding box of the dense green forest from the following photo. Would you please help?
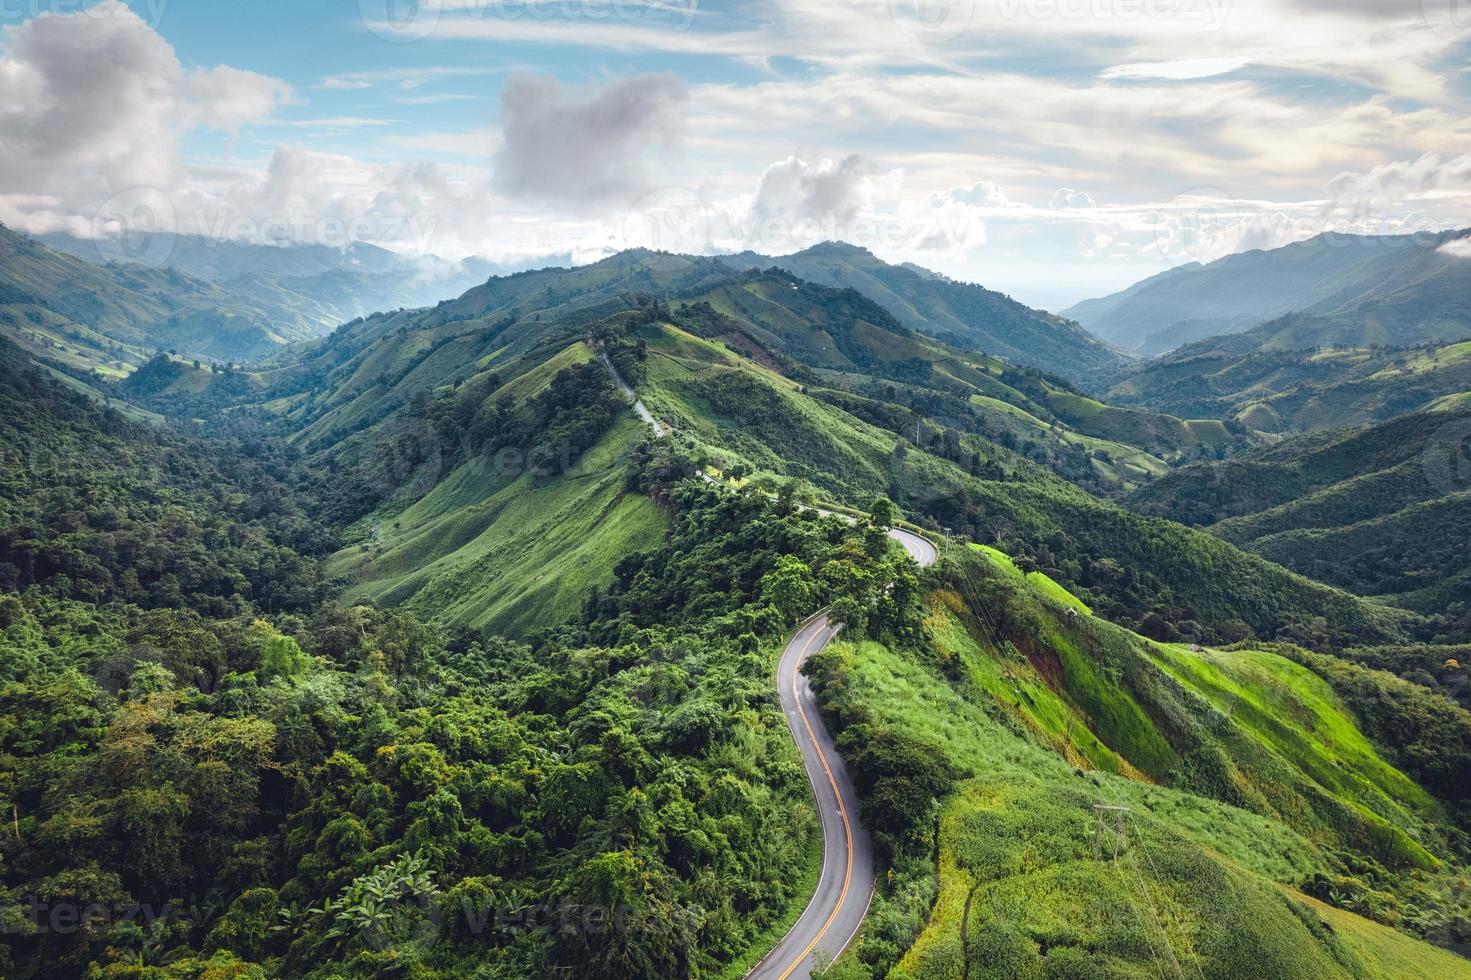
[1129,409,1471,627]
[0,401,926,978]
[5,243,1471,979]
[0,341,334,614]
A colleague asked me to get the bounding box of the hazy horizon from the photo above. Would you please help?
[3,0,1469,310]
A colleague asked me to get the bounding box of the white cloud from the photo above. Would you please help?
[1439,237,1471,258]
[492,72,688,206]
[686,69,1471,210]
[749,154,883,230]
[1050,188,1096,209]
[318,66,495,90]
[1324,153,1471,212]
[182,64,295,132]
[391,93,476,105]
[415,0,1461,102]
[937,181,1010,208]
[0,2,290,231]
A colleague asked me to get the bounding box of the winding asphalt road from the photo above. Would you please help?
[597,351,940,978]
[748,525,937,980]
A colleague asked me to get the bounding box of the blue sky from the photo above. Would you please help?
[1,0,1469,309]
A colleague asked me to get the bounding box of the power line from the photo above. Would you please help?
[1132,816,1207,980]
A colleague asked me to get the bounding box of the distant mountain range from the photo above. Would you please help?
[11,230,1129,389]
[1108,338,1471,433]
[1067,229,1471,355]
[0,222,346,371]
[718,241,1129,385]
[42,230,500,333]
[0,224,539,372]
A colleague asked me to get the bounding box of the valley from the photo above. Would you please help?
[2,232,1470,980]
[5,3,1471,977]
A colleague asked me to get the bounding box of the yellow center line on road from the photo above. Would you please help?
[778,618,855,980]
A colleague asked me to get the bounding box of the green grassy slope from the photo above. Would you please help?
[326,414,665,636]
[294,316,675,635]
[0,223,342,369]
[806,546,1471,979]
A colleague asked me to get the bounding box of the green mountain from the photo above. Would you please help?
[247,257,1407,650]
[1128,409,1471,621]
[806,545,1471,979]
[1068,229,1471,354]
[722,241,1131,386]
[43,231,499,329]
[1108,338,1471,433]
[6,249,1471,979]
[266,251,1233,491]
[612,305,1406,649]
[0,223,345,371]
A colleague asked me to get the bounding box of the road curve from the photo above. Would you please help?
[597,345,668,436]
[595,351,941,976]
[749,525,937,980]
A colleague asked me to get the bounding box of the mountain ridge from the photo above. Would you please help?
[0,222,343,371]
[716,240,1131,386]
[1068,228,1471,355]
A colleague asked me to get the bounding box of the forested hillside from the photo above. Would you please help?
[1108,337,1471,433]
[4,247,1470,980]
[0,224,349,371]
[719,241,1129,386]
[1128,409,1471,625]
[0,339,333,614]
